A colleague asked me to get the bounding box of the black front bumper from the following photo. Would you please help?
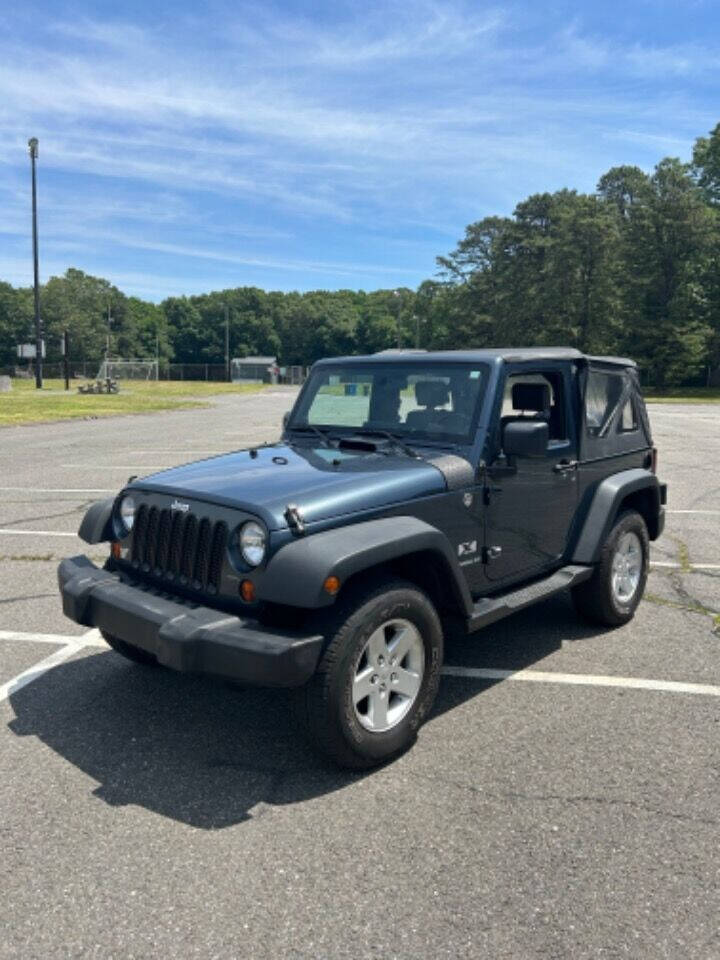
[58,556,324,687]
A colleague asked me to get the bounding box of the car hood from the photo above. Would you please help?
[131,443,448,529]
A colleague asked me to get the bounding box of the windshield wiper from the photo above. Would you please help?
[351,429,421,459]
[287,424,335,448]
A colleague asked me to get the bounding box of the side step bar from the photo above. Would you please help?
[467,564,593,633]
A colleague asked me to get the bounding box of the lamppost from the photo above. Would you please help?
[105,302,113,362]
[28,138,42,389]
[393,289,402,349]
[224,304,230,381]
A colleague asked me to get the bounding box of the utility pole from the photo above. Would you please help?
[106,303,112,361]
[28,138,42,389]
[62,330,70,391]
[224,304,230,382]
[393,289,402,349]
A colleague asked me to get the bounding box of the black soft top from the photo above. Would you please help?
[314,348,636,368]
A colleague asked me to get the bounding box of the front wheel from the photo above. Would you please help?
[572,510,649,627]
[295,579,444,769]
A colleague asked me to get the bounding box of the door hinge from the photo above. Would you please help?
[483,486,502,505]
[482,545,502,563]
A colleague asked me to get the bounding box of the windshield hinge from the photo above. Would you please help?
[285,503,306,535]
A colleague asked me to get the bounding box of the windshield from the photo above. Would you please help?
[289,361,489,445]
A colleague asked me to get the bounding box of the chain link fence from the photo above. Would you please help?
[1,362,308,384]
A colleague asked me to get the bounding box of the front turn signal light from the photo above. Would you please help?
[323,575,341,596]
[240,579,256,603]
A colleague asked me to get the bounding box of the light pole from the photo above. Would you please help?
[28,138,42,389]
[224,304,230,382]
[393,289,402,349]
[105,303,113,362]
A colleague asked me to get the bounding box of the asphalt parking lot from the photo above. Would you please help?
[1,389,718,959]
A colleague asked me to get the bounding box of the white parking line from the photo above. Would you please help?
[0,629,89,644]
[0,645,84,703]
[0,629,105,704]
[0,629,105,648]
[441,666,720,697]
[2,629,720,705]
[0,529,79,538]
[0,527,717,568]
[132,450,231,455]
[0,487,115,494]
[666,510,720,515]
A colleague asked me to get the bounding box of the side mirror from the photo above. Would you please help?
[282,411,290,431]
[503,420,548,458]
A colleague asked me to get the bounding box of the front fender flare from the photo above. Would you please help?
[78,497,116,544]
[257,516,474,615]
[571,469,662,564]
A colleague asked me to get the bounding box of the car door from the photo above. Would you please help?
[484,365,579,585]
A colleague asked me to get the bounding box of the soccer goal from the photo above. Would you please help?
[97,359,159,381]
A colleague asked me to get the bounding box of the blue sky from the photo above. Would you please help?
[0,0,717,301]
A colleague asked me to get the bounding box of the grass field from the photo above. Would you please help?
[644,387,720,403]
[0,378,267,427]
[2,377,718,428]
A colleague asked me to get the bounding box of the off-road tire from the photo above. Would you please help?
[295,578,444,770]
[101,631,157,666]
[572,509,649,627]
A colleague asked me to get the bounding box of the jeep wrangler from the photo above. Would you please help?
[58,348,666,769]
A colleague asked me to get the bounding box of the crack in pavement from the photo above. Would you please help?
[652,535,720,633]
[410,772,720,828]
[0,500,93,529]
[0,592,58,605]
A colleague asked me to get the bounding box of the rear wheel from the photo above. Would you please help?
[296,579,443,769]
[572,510,649,627]
[101,631,157,666]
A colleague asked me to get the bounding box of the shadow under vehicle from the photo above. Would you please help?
[10,593,597,828]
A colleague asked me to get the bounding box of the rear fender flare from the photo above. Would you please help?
[571,469,662,564]
[257,516,474,615]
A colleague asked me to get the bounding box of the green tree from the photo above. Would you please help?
[610,159,712,387]
[0,282,33,366]
[41,268,124,366]
[692,122,720,206]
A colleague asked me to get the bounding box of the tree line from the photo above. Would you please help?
[2,122,720,387]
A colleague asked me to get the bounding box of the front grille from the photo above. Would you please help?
[130,504,228,594]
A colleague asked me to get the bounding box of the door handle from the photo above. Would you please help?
[553,459,578,474]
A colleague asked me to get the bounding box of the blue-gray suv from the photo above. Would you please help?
[59,348,666,768]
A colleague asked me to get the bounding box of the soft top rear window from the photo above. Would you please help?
[582,365,650,457]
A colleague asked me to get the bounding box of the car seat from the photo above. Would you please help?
[405,380,451,432]
[500,382,552,433]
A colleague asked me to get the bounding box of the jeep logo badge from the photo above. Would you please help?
[170,500,190,512]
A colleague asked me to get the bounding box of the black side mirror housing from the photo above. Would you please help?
[282,411,290,430]
[503,420,549,458]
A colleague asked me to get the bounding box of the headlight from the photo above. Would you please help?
[240,521,266,566]
[119,495,136,532]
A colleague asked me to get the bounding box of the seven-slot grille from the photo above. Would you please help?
[130,504,228,594]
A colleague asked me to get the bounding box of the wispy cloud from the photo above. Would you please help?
[0,0,717,299]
